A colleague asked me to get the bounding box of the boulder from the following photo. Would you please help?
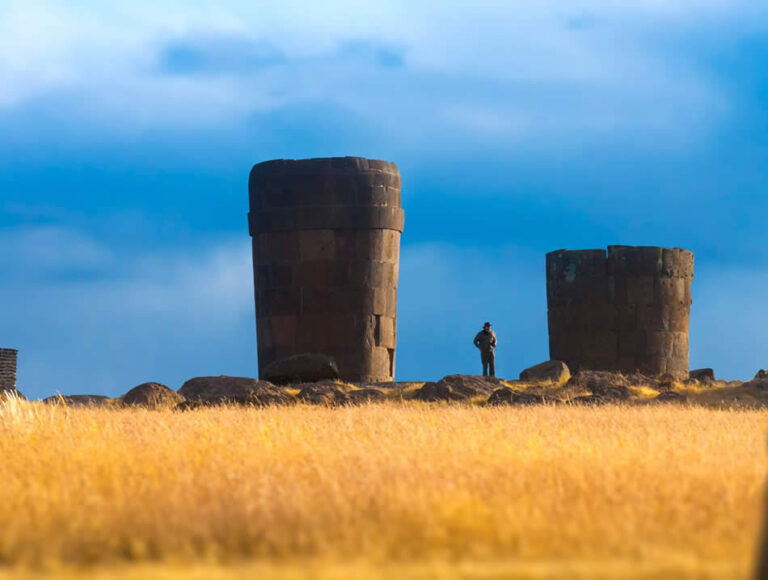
[567,371,631,389]
[487,387,548,406]
[121,382,184,409]
[742,378,768,392]
[432,375,500,397]
[297,384,350,406]
[413,382,466,402]
[262,354,339,385]
[689,368,716,382]
[654,391,687,403]
[656,373,678,390]
[178,376,290,406]
[43,394,111,407]
[590,383,631,401]
[567,371,631,401]
[519,360,570,384]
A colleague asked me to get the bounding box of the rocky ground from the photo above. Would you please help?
[8,364,768,410]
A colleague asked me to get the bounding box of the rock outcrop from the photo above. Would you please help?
[297,384,350,406]
[412,382,466,402]
[435,375,499,397]
[178,376,291,406]
[567,371,632,401]
[122,382,184,409]
[519,360,570,384]
[653,391,687,403]
[689,368,715,382]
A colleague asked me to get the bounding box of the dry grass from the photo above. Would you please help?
[0,396,765,578]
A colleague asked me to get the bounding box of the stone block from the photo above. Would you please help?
[377,316,396,348]
[625,276,655,306]
[299,230,336,261]
[269,316,297,347]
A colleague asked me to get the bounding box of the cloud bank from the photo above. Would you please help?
[3,0,760,146]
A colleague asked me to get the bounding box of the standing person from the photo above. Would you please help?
[473,322,497,377]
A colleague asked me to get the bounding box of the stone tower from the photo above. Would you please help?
[546,246,693,378]
[248,157,403,383]
[0,348,18,393]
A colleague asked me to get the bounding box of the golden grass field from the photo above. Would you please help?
[0,395,766,579]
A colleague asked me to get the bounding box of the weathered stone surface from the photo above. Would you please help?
[122,382,184,409]
[412,382,466,402]
[178,376,289,406]
[487,387,548,406]
[656,373,676,390]
[262,353,339,385]
[0,348,18,394]
[689,368,715,382]
[742,378,768,391]
[547,246,693,379]
[250,157,403,384]
[590,383,631,401]
[566,371,632,401]
[433,375,499,397]
[297,384,350,406]
[519,360,570,383]
[653,391,687,403]
[567,371,630,390]
[43,395,111,407]
[348,388,386,403]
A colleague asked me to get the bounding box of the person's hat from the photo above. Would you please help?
[484,321,491,327]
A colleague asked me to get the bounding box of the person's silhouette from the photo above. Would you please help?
[473,322,497,377]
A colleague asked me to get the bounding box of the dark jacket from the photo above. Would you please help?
[473,329,497,352]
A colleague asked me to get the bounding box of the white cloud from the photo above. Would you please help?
[0,0,761,143]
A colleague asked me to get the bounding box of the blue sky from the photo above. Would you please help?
[2,0,768,398]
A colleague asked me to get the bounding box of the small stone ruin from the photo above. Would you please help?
[546,246,694,379]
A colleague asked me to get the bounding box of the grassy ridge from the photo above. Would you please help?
[0,399,765,578]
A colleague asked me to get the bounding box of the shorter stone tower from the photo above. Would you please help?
[546,246,693,378]
[0,348,18,392]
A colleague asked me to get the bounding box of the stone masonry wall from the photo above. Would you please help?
[249,157,403,383]
[0,348,18,392]
[547,246,694,378]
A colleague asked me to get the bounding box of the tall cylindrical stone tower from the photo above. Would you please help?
[248,157,403,383]
[0,348,18,393]
[547,246,693,378]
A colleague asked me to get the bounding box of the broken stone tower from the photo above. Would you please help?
[546,246,694,378]
[0,348,18,393]
[248,157,403,383]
